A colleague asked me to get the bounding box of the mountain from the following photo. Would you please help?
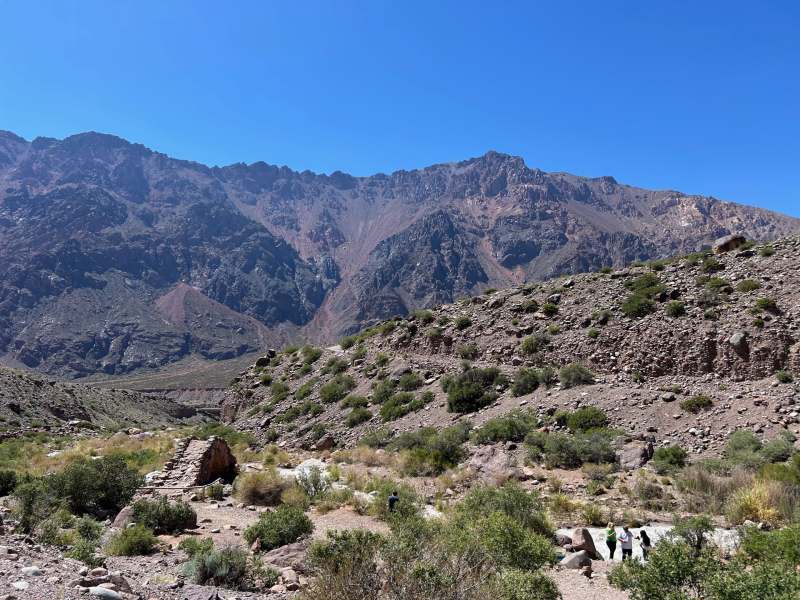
[0,130,798,379]
[222,236,800,456]
[0,365,202,429]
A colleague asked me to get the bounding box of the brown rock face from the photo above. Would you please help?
[153,437,238,488]
[1,131,797,380]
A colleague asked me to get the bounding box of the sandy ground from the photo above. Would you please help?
[550,561,630,600]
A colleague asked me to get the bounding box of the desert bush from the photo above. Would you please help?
[360,427,394,448]
[347,407,373,427]
[759,245,775,256]
[775,370,793,384]
[106,523,156,556]
[622,294,655,318]
[665,301,685,317]
[754,297,778,313]
[736,279,761,292]
[49,455,143,518]
[301,345,323,364]
[339,336,356,350]
[398,372,423,391]
[458,482,552,538]
[304,529,384,600]
[320,374,356,403]
[580,502,606,526]
[442,367,505,413]
[270,381,290,402]
[234,469,288,506]
[413,309,435,324]
[520,333,550,355]
[587,327,600,339]
[65,538,104,567]
[454,315,472,330]
[472,410,538,444]
[0,469,17,496]
[389,423,471,476]
[541,302,558,317]
[243,504,313,550]
[559,406,608,432]
[680,394,713,413]
[457,342,480,359]
[342,394,368,408]
[132,497,197,533]
[558,363,595,388]
[652,445,687,473]
[726,480,783,526]
[526,430,615,469]
[322,357,350,375]
[511,368,539,396]
[380,392,425,421]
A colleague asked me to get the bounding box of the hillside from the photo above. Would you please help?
[0,366,204,429]
[1,130,798,379]
[222,236,800,457]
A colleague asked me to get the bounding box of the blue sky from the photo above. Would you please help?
[1,0,798,216]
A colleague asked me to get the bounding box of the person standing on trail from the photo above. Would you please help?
[619,525,634,561]
[605,522,617,560]
[388,490,399,513]
[637,529,652,560]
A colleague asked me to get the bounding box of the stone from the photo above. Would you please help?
[312,435,336,451]
[182,585,223,600]
[20,566,42,576]
[112,507,134,529]
[617,441,654,471]
[553,533,572,547]
[560,550,592,569]
[10,582,28,591]
[713,234,747,254]
[729,331,748,353]
[89,587,122,600]
[570,528,602,560]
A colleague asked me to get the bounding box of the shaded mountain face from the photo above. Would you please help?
[0,130,798,378]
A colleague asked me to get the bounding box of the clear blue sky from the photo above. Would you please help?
[1,1,798,215]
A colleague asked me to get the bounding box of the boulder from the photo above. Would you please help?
[729,331,749,355]
[617,441,654,471]
[89,588,122,600]
[571,528,601,560]
[112,506,134,529]
[560,550,592,569]
[553,533,572,547]
[467,445,521,482]
[182,585,223,600]
[261,540,309,570]
[713,234,747,254]
[312,435,336,451]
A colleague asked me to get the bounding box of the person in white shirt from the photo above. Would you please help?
[618,525,634,561]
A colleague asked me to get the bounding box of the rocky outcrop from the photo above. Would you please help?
[149,437,238,489]
[1,131,797,379]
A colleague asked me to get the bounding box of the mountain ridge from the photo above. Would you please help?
[1,130,798,379]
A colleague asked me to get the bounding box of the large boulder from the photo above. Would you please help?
[571,528,602,560]
[560,550,592,569]
[617,441,654,471]
[467,445,521,482]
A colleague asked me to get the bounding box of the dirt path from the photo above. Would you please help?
[549,561,630,600]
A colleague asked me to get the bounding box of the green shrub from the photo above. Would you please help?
[414,309,435,324]
[454,315,472,330]
[702,257,724,273]
[49,455,143,519]
[341,394,368,408]
[132,497,197,533]
[754,297,778,313]
[472,410,538,444]
[736,279,761,292]
[759,245,775,257]
[106,524,157,556]
[320,374,356,403]
[680,394,713,413]
[389,423,471,475]
[775,370,793,384]
[561,406,608,432]
[243,505,313,550]
[426,326,443,341]
[622,294,655,318]
[587,327,600,339]
[379,392,425,421]
[526,431,616,469]
[511,368,540,396]
[295,379,316,400]
[558,363,595,388]
[301,345,323,364]
[339,336,356,350]
[457,342,480,359]
[347,408,372,428]
[398,372,423,391]
[520,333,549,355]
[442,367,505,413]
[652,445,687,473]
[360,427,394,448]
[65,538,104,567]
[457,482,552,538]
[0,469,17,496]
[665,301,686,317]
[270,381,290,402]
[541,303,559,317]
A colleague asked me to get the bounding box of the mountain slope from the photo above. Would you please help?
[1,130,798,379]
[222,236,800,457]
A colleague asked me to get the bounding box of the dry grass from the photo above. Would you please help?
[234,469,290,506]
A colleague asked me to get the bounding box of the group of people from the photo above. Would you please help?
[605,523,652,561]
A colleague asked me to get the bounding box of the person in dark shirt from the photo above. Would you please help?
[388,491,399,512]
[637,529,652,560]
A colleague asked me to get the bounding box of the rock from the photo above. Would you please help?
[729,331,748,354]
[20,566,42,576]
[466,444,521,481]
[616,441,654,471]
[660,393,676,402]
[560,550,592,569]
[261,541,309,570]
[312,435,336,451]
[713,234,747,254]
[89,587,122,600]
[10,582,28,591]
[553,533,572,547]
[112,506,135,529]
[182,584,223,600]
[570,528,602,560]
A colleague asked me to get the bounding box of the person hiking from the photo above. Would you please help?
[636,529,652,560]
[619,525,633,561]
[605,522,617,560]
[388,490,399,513]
